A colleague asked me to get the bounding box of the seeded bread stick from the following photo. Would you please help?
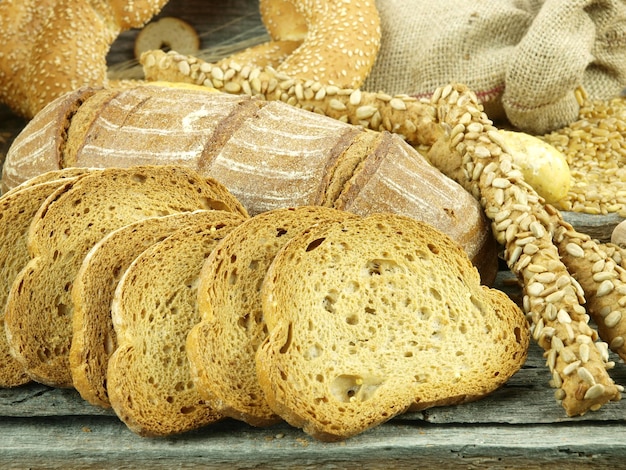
[140,52,622,415]
[423,84,621,417]
[552,223,626,362]
[140,50,441,149]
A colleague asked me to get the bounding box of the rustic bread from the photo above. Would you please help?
[70,210,221,408]
[107,211,245,437]
[187,206,357,426]
[4,165,248,388]
[256,213,529,441]
[0,174,85,387]
[2,85,498,284]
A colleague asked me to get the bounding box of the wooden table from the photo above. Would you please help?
[2,1,626,468]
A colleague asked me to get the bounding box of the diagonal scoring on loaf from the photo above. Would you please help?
[1,83,497,283]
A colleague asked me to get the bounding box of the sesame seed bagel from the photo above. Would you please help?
[257,0,381,87]
[0,0,167,118]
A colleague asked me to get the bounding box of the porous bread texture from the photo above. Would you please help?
[187,206,357,427]
[4,166,247,388]
[107,211,245,437]
[0,174,85,387]
[71,210,220,408]
[257,213,529,441]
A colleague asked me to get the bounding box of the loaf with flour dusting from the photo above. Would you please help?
[2,84,498,284]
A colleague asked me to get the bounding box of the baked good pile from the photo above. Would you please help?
[1,0,626,427]
[0,166,528,441]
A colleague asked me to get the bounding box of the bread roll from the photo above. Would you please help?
[2,84,498,283]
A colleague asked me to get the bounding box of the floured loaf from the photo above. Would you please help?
[2,85,498,284]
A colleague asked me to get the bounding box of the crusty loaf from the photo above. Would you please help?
[1,84,498,284]
[107,211,245,437]
[256,213,529,441]
[0,173,87,387]
[4,165,248,388]
[187,206,357,426]
[70,210,223,408]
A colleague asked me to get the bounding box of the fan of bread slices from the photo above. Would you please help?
[0,165,529,441]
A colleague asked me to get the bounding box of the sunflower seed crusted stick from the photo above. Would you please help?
[425,84,621,416]
[140,50,442,148]
[553,222,626,362]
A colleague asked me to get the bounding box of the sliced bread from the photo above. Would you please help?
[107,211,245,436]
[4,165,248,387]
[187,206,357,426]
[0,173,85,387]
[70,210,221,408]
[256,213,529,441]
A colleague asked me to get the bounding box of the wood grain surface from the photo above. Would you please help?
[1,1,626,468]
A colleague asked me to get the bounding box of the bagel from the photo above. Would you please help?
[228,0,381,88]
[134,17,200,59]
[0,0,168,118]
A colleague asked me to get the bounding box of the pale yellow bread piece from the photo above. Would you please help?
[0,174,85,387]
[187,206,357,426]
[107,211,245,437]
[4,166,248,388]
[71,210,223,408]
[256,213,530,441]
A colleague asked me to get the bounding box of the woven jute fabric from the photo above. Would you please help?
[363,0,626,134]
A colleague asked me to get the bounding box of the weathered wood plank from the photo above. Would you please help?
[3,416,626,469]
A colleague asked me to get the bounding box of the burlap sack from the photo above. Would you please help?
[363,0,626,134]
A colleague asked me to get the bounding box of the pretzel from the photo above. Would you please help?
[0,0,168,118]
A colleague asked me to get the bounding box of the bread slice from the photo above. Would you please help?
[4,165,248,387]
[70,210,222,408]
[187,206,357,426]
[0,173,86,387]
[107,211,245,436]
[256,213,529,441]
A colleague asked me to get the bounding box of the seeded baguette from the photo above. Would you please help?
[108,211,245,437]
[4,166,248,387]
[2,83,498,284]
[70,210,226,408]
[187,206,357,427]
[256,213,529,441]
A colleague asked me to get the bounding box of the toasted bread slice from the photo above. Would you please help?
[107,211,245,436]
[71,210,222,408]
[0,173,86,387]
[187,206,357,426]
[4,165,247,387]
[256,213,529,441]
